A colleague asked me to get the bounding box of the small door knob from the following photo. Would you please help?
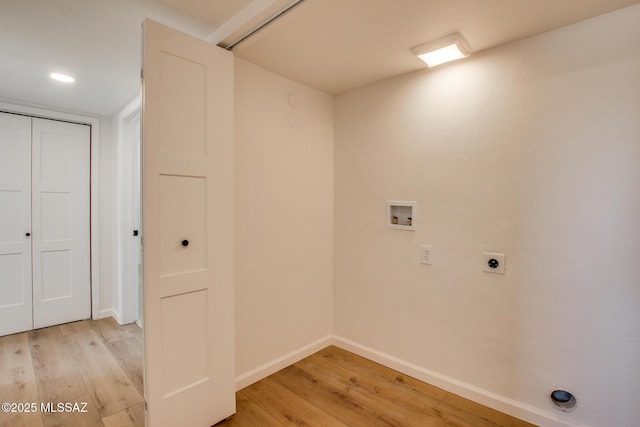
[25,232,31,237]
[181,239,189,247]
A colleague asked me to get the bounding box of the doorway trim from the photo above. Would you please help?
[115,96,141,325]
[0,101,101,320]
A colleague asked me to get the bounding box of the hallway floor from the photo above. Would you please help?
[0,317,143,427]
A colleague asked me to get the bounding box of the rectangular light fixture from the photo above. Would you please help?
[411,33,471,67]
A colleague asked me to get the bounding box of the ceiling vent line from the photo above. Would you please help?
[223,0,306,50]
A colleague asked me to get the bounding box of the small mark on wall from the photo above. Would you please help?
[288,89,303,129]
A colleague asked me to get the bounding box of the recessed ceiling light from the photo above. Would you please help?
[50,72,75,83]
[411,33,471,68]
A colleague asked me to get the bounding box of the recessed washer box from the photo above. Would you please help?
[386,201,416,231]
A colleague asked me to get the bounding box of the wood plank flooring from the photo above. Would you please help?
[1,320,535,427]
[0,318,143,427]
[221,346,536,427]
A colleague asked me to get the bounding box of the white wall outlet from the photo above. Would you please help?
[483,252,505,274]
[420,245,432,265]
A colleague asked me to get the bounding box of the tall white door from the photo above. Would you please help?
[142,19,235,427]
[31,118,91,329]
[0,113,33,336]
[0,113,90,336]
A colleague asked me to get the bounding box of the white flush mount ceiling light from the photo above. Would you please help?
[411,33,471,67]
[50,72,75,83]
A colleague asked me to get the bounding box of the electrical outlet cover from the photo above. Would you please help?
[420,245,432,265]
[483,252,506,274]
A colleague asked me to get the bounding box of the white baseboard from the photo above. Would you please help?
[95,308,128,325]
[95,308,117,321]
[332,335,586,427]
[233,334,586,426]
[235,335,333,391]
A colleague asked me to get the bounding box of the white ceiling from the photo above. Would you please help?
[0,0,637,117]
[233,0,640,94]
[154,0,255,29]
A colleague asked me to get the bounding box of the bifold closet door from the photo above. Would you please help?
[0,114,89,335]
[0,112,33,336]
[142,19,235,427]
[31,118,90,329]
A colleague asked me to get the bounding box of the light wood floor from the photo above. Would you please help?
[1,319,535,427]
[220,346,535,427]
[0,318,144,427]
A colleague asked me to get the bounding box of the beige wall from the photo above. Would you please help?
[234,58,335,378]
[333,6,640,426]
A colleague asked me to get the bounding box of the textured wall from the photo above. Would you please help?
[333,6,640,426]
[234,58,335,376]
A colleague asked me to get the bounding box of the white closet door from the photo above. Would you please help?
[31,118,90,329]
[142,19,235,427]
[0,112,33,336]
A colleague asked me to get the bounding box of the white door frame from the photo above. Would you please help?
[0,101,101,320]
[115,96,141,325]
